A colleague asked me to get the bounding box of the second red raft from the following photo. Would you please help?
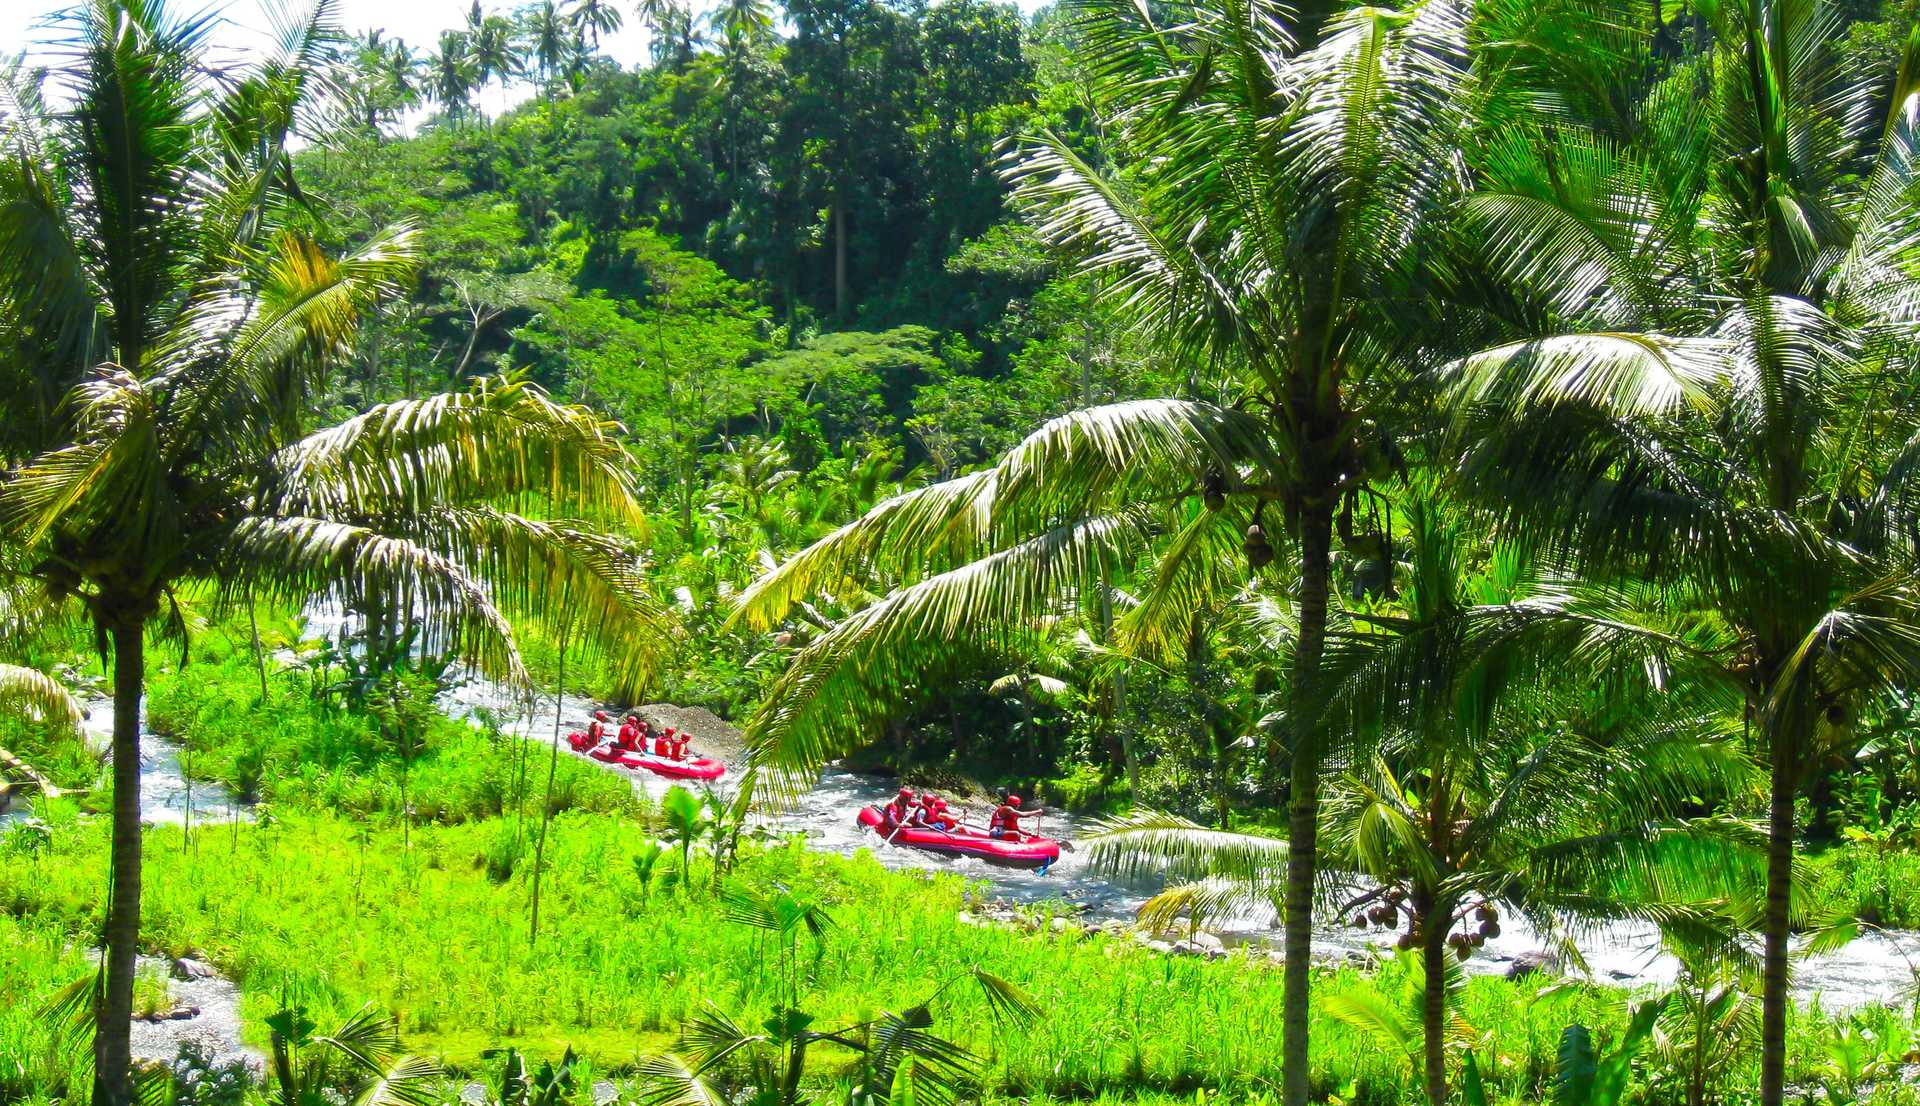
[855,806,1061,871]
[586,743,726,781]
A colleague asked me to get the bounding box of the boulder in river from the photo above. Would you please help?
[634,704,745,764]
[170,957,218,982]
[1505,950,1560,980]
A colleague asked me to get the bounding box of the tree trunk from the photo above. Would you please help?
[1760,719,1797,1106]
[530,620,570,945]
[1423,913,1450,1106]
[1282,497,1335,1106]
[833,195,848,320]
[1100,565,1138,797]
[92,620,145,1106]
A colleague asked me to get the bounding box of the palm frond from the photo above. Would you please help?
[316,1005,405,1074]
[630,1054,732,1106]
[729,470,995,634]
[744,511,1147,798]
[219,515,526,687]
[1084,809,1288,885]
[968,967,1041,1029]
[349,1056,441,1106]
[1135,873,1285,932]
[0,663,83,733]
[991,399,1286,535]
[395,506,676,699]
[273,374,643,528]
[1,368,163,546]
[1449,332,1732,419]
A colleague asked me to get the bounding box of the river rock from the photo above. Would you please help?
[1505,950,1559,980]
[171,957,218,981]
[634,704,745,764]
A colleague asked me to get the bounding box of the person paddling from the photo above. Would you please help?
[988,794,1045,839]
[654,726,675,758]
[587,710,611,746]
[669,729,691,761]
[617,713,640,752]
[882,787,916,830]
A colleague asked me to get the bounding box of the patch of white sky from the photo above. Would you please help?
[0,1,647,119]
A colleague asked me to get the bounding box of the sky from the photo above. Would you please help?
[0,0,659,117]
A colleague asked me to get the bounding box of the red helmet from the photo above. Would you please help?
[1006,794,1023,807]
[935,798,949,810]
[665,727,677,736]
[626,713,640,722]
[897,787,914,799]
[593,710,609,721]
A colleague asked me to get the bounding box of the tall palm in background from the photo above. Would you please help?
[526,2,573,97]
[466,1,525,101]
[1446,2,1920,1101]
[733,0,1478,1101]
[429,30,477,125]
[709,0,774,48]
[0,4,673,1103]
[380,36,422,111]
[568,0,625,48]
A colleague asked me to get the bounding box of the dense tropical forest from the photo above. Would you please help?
[15,0,1920,1104]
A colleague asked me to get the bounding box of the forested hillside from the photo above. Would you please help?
[276,0,1182,793]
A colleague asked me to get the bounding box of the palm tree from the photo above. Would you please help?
[731,1,1472,1100]
[0,5,673,1103]
[379,37,423,118]
[568,0,625,48]
[709,0,773,47]
[343,30,423,132]
[466,1,525,98]
[525,1,573,97]
[633,0,682,63]
[1445,3,1920,1102]
[1093,500,1759,1106]
[635,0,700,66]
[429,30,477,126]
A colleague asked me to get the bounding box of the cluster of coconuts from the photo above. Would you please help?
[1201,469,1276,572]
[1345,892,1503,960]
[1447,903,1503,960]
[1345,887,1411,942]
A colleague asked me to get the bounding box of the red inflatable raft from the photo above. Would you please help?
[585,742,726,781]
[856,806,1061,871]
[617,750,727,781]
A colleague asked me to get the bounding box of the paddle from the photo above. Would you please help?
[881,802,915,847]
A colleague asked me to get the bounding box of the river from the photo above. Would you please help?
[8,607,1919,1011]
[427,640,1920,1009]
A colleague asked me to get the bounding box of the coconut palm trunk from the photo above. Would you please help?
[1760,714,1798,1106]
[1283,496,1334,1106]
[93,618,146,1106]
[1420,905,1450,1106]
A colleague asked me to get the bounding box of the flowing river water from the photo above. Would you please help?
[6,608,1920,1018]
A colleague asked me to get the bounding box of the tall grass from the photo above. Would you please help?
[143,651,639,825]
[3,803,1630,1102]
